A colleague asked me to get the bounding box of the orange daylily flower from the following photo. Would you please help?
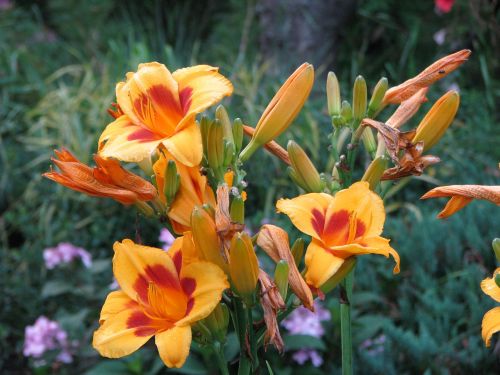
[421,185,500,218]
[481,268,500,347]
[153,147,215,234]
[43,148,157,205]
[93,239,228,368]
[383,49,470,105]
[276,182,400,289]
[98,63,233,166]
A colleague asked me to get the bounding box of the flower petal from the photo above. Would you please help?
[93,308,156,358]
[481,268,500,303]
[331,236,400,274]
[276,193,334,240]
[304,239,345,288]
[117,62,183,136]
[155,326,192,368]
[482,307,500,347]
[98,115,162,163]
[175,261,229,326]
[172,65,233,130]
[162,121,203,167]
[112,239,182,304]
[99,291,137,324]
[329,181,385,238]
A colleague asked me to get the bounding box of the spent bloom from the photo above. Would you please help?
[23,316,73,365]
[43,242,92,269]
[282,300,330,367]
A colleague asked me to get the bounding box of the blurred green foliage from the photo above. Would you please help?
[1,0,499,373]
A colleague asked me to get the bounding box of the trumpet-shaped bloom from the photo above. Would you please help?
[93,239,228,368]
[98,63,233,166]
[43,148,157,205]
[421,184,500,218]
[277,182,400,288]
[153,148,215,233]
[481,268,500,347]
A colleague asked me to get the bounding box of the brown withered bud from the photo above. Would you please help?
[257,224,314,310]
[386,88,428,129]
[258,270,285,352]
[215,184,245,248]
[383,49,471,105]
[242,125,291,165]
[361,119,440,180]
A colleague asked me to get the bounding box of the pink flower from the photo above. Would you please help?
[43,243,92,269]
[158,228,175,250]
[435,0,454,13]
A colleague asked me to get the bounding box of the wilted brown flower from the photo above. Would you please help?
[257,224,314,310]
[215,184,245,246]
[258,270,285,352]
[421,185,500,218]
[242,125,291,165]
[386,88,428,129]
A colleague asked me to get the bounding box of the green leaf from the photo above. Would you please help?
[85,361,130,375]
[283,334,326,351]
[41,280,72,298]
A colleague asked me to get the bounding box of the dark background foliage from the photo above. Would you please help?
[1,0,499,373]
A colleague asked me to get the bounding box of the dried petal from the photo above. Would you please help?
[258,270,285,352]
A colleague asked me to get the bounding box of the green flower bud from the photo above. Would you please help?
[274,260,290,300]
[327,71,341,117]
[367,77,388,118]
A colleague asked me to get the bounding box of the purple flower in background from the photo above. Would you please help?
[159,228,175,250]
[360,334,386,357]
[0,0,12,11]
[293,349,323,367]
[282,299,330,366]
[23,316,73,366]
[43,243,92,269]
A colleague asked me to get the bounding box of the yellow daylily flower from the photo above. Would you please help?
[481,268,500,347]
[276,181,400,289]
[93,239,228,368]
[98,63,233,166]
[153,147,216,234]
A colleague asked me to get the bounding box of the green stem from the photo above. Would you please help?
[234,298,251,375]
[340,267,355,375]
[213,341,229,375]
[246,307,259,370]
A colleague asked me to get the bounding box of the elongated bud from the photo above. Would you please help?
[191,206,227,272]
[367,77,388,117]
[291,238,305,267]
[493,238,500,262]
[320,257,357,294]
[202,203,216,219]
[274,260,289,300]
[232,118,244,155]
[207,119,224,179]
[200,116,211,159]
[352,75,367,125]
[229,232,259,306]
[230,196,245,224]
[327,72,341,117]
[413,90,460,152]
[203,303,229,342]
[239,63,314,162]
[362,156,389,190]
[216,105,234,145]
[163,160,180,205]
[341,100,352,124]
[223,140,235,166]
[361,128,377,158]
[287,140,323,193]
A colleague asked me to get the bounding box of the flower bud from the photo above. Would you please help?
[493,238,500,262]
[229,232,259,305]
[232,118,244,155]
[230,196,245,224]
[367,77,388,117]
[202,303,230,343]
[274,260,290,300]
[207,119,225,179]
[362,156,389,190]
[327,71,341,117]
[287,140,323,193]
[216,105,234,146]
[413,90,459,152]
[191,206,227,272]
[223,139,235,166]
[239,63,314,162]
[291,237,305,267]
[320,257,357,294]
[200,115,211,159]
[162,160,180,206]
[361,128,377,158]
[341,100,352,124]
[352,75,367,125]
